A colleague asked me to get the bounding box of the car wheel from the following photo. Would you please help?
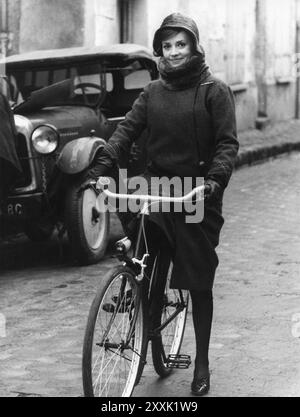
[24,221,54,242]
[65,181,110,265]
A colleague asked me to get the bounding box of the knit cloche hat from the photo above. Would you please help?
[153,12,205,57]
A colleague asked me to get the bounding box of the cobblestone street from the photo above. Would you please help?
[0,152,300,397]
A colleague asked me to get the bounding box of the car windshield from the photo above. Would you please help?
[7,62,105,108]
[6,58,153,113]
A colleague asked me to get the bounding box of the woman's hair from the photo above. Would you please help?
[155,28,196,57]
[160,28,182,42]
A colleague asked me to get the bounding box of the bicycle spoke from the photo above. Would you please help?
[83,267,145,397]
[151,259,189,377]
[98,347,123,396]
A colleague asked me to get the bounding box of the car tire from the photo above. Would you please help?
[24,221,54,242]
[65,180,110,265]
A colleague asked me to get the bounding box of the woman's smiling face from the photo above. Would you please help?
[162,30,193,67]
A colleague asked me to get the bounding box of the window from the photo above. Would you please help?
[124,69,151,89]
[53,69,67,84]
[36,70,50,87]
[106,73,113,92]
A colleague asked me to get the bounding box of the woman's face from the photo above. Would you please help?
[162,30,193,67]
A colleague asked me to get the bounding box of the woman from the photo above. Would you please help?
[0,89,22,207]
[88,12,239,396]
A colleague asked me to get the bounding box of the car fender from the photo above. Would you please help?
[57,137,107,174]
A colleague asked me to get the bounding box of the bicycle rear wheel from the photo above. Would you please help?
[151,257,189,378]
[82,266,146,397]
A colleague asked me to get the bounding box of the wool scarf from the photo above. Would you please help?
[158,55,211,90]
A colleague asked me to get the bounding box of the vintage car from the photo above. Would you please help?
[0,44,158,264]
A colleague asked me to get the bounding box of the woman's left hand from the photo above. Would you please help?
[204,179,222,201]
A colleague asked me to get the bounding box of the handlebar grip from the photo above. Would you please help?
[96,176,111,190]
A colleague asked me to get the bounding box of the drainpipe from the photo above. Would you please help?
[0,0,8,56]
[295,20,300,119]
[255,0,269,129]
[0,0,13,57]
[120,0,133,43]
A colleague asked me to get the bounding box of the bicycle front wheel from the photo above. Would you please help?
[82,266,146,397]
[151,259,189,378]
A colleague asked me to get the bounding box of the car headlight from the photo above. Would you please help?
[31,125,59,154]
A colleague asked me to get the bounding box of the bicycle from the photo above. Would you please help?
[82,177,204,397]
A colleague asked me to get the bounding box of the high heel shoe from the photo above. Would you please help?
[191,375,210,396]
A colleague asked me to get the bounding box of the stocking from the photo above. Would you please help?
[190,289,213,379]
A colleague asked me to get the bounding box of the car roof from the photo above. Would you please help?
[1,44,156,69]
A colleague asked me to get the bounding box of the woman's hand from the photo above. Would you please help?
[204,179,222,201]
[87,163,110,181]
[79,163,110,193]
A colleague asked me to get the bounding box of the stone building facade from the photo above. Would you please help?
[0,0,299,131]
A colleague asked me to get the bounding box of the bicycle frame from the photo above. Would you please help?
[82,179,203,397]
[149,290,187,339]
[96,178,203,346]
[112,205,187,350]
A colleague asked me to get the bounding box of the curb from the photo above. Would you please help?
[235,141,300,170]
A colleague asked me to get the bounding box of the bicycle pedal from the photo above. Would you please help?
[166,354,191,369]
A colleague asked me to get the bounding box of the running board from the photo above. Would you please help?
[166,354,191,369]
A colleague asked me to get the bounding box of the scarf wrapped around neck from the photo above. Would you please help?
[158,54,211,90]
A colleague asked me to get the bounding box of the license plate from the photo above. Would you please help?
[6,202,23,216]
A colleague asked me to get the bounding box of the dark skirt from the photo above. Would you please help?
[149,201,224,291]
[116,169,225,291]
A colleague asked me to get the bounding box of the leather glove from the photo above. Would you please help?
[78,177,97,193]
[80,162,111,193]
[86,146,114,180]
[204,179,222,201]
[87,162,110,181]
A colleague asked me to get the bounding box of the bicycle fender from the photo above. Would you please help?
[57,136,106,174]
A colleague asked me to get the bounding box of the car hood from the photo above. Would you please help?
[14,106,104,143]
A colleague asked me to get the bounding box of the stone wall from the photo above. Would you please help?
[8,0,21,55]
[18,0,84,53]
[137,0,258,130]
[130,0,298,130]
[3,0,299,129]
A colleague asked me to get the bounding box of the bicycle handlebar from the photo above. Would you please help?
[95,177,205,203]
